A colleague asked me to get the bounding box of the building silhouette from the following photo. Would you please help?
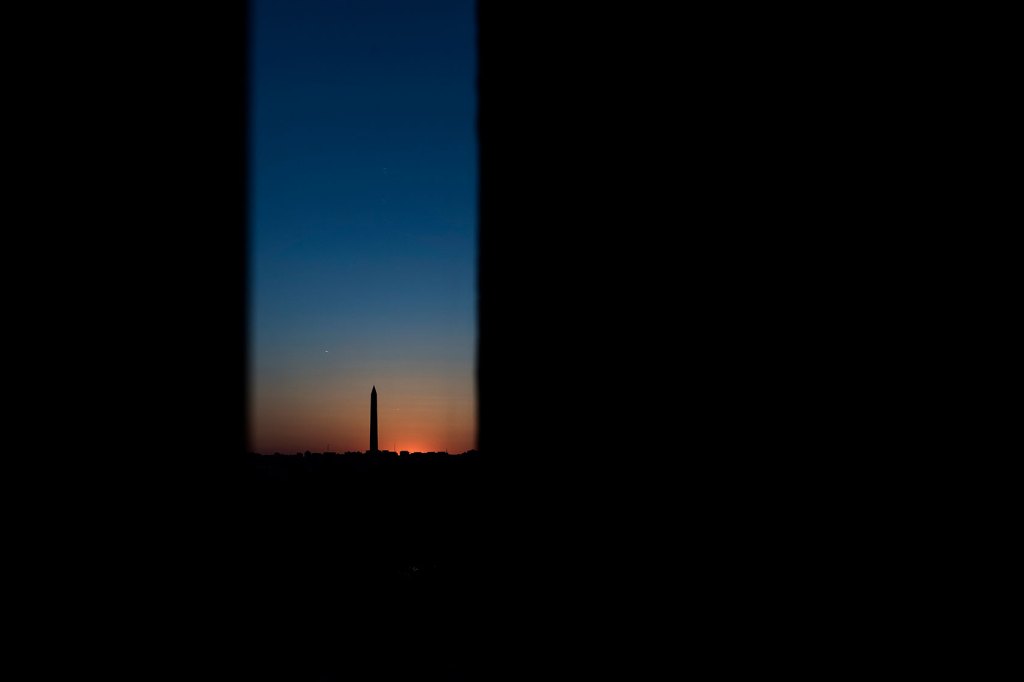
[370,385,378,453]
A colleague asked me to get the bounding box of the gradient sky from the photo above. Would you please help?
[249,0,477,454]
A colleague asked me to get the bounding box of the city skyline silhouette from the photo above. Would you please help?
[246,383,472,456]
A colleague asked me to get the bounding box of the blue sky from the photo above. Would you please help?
[249,0,477,454]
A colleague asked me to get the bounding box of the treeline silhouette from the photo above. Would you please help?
[245,449,479,478]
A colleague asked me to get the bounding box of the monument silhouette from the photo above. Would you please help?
[370,385,378,453]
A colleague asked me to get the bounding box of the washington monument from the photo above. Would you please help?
[370,385,378,452]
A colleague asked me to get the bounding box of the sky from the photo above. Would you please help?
[249,0,477,454]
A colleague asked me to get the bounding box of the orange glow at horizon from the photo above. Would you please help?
[249,0,477,458]
[249,369,476,455]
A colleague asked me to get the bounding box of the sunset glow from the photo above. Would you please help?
[249,0,477,455]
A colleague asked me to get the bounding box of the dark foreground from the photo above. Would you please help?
[229,451,500,681]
